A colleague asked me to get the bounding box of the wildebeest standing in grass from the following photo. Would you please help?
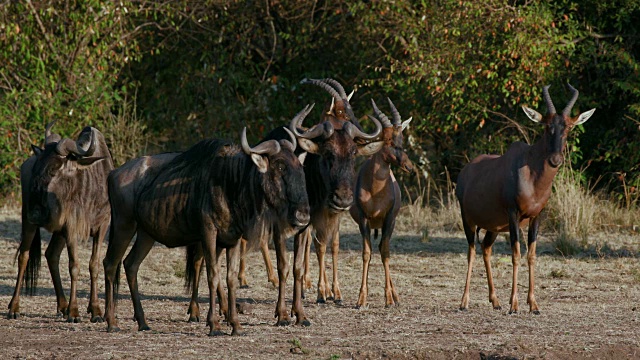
[456,84,595,314]
[7,122,113,323]
[103,106,313,336]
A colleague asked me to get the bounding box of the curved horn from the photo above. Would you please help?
[387,98,402,126]
[322,78,348,99]
[55,129,96,157]
[327,97,335,114]
[44,120,61,145]
[301,78,341,101]
[281,127,297,152]
[345,113,382,141]
[371,99,392,128]
[241,127,281,156]
[542,85,556,115]
[290,103,333,140]
[562,83,579,116]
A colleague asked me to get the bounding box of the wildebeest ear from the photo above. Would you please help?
[298,152,307,165]
[31,145,43,156]
[574,108,596,125]
[250,153,269,173]
[357,140,384,156]
[521,106,543,123]
[76,156,106,166]
[297,138,319,154]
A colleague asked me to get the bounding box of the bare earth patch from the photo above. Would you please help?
[1,207,639,359]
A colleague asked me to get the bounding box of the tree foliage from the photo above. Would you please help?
[1,0,638,206]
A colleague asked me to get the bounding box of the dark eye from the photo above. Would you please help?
[277,163,286,172]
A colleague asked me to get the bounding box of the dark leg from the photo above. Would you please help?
[45,232,68,316]
[274,231,291,326]
[88,225,107,323]
[7,222,39,319]
[459,212,477,311]
[508,209,521,314]
[203,228,223,336]
[292,230,310,326]
[188,244,204,322]
[303,228,312,291]
[481,231,501,309]
[123,230,156,331]
[225,241,243,335]
[527,215,540,314]
[330,224,343,304]
[65,232,82,323]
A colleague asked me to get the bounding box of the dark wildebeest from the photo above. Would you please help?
[456,84,595,314]
[103,106,313,336]
[287,78,384,324]
[349,98,413,309]
[7,121,113,322]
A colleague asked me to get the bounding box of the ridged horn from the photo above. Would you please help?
[387,98,402,126]
[290,103,333,140]
[371,99,393,128]
[301,78,341,101]
[55,128,96,157]
[322,78,348,99]
[562,83,579,116]
[344,113,382,141]
[543,85,556,115]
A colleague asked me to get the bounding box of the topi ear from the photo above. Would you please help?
[298,152,307,165]
[521,106,543,123]
[401,117,412,131]
[574,108,596,125]
[250,153,269,173]
[357,141,384,156]
[31,145,43,156]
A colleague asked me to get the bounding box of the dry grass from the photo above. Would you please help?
[104,90,151,167]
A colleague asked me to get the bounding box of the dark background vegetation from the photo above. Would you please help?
[1,0,639,207]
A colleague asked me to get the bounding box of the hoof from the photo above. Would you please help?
[188,316,200,322]
[90,316,104,323]
[316,298,326,304]
[138,325,151,331]
[7,312,19,320]
[493,306,502,310]
[508,310,518,315]
[355,304,368,310]
[334,299,343,306]
[239,284,250,289]
[231,329,245,336]
[300,319,311,327]
[276,319,290,327]
[326,296,334,301]
[208,330,225,337]
[458,307,468,312]
[532,310,540,315]
[107,326,121,333]
[67,316,81,323]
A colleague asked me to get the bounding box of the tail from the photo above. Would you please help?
[24,229,42,296]
[374,229,379,240]
[114,262,121,305]
[184,244,201,293]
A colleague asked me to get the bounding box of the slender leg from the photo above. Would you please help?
[88,225,107,323]
[508,209,521,314]
[274,231,291,326]
[188,244,204,322]
[481,231,501,309]
[7,222,39,319]
[315,236,329,303]
[103,217,137,333]
[225,241,243,335]
[260,237,278,287]
[238,238,249,288]
[215,248,228,320]
[203,228,223,336]
[380,217,399,307]
[330,224,342,304]
[527,215,540,314]
[459,216,477,311]
[65,232,82,323]
[45,232,68,316]
[123,230,156,331]
[356,218,372,309]
[292,230,310,326]
[303,228,312,290]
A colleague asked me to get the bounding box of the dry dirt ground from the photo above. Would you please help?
[1,206,639,359]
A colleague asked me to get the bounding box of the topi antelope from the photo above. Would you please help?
[456,83,595,314]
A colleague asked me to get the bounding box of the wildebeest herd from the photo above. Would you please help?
[6,78,595,336]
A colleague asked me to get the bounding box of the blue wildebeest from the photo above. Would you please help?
[349,98,413,309]
[7,122,113,323]
[456,84,595,314]
[103,106,313,336]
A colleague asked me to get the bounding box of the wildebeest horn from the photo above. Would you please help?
[241,128,281,156]
[281,127,297,152]
[290,103,334,140]
[44,120,60,145]
[327,97,335,114]
[55,129,96,157]
[345,112,382,141]
[371,99,393,128]
[562,83,579,116]
[543,85,556,115]
[387,98,402,126]
[301,78,341,101]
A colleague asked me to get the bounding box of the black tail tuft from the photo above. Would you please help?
[24,229,42,296]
